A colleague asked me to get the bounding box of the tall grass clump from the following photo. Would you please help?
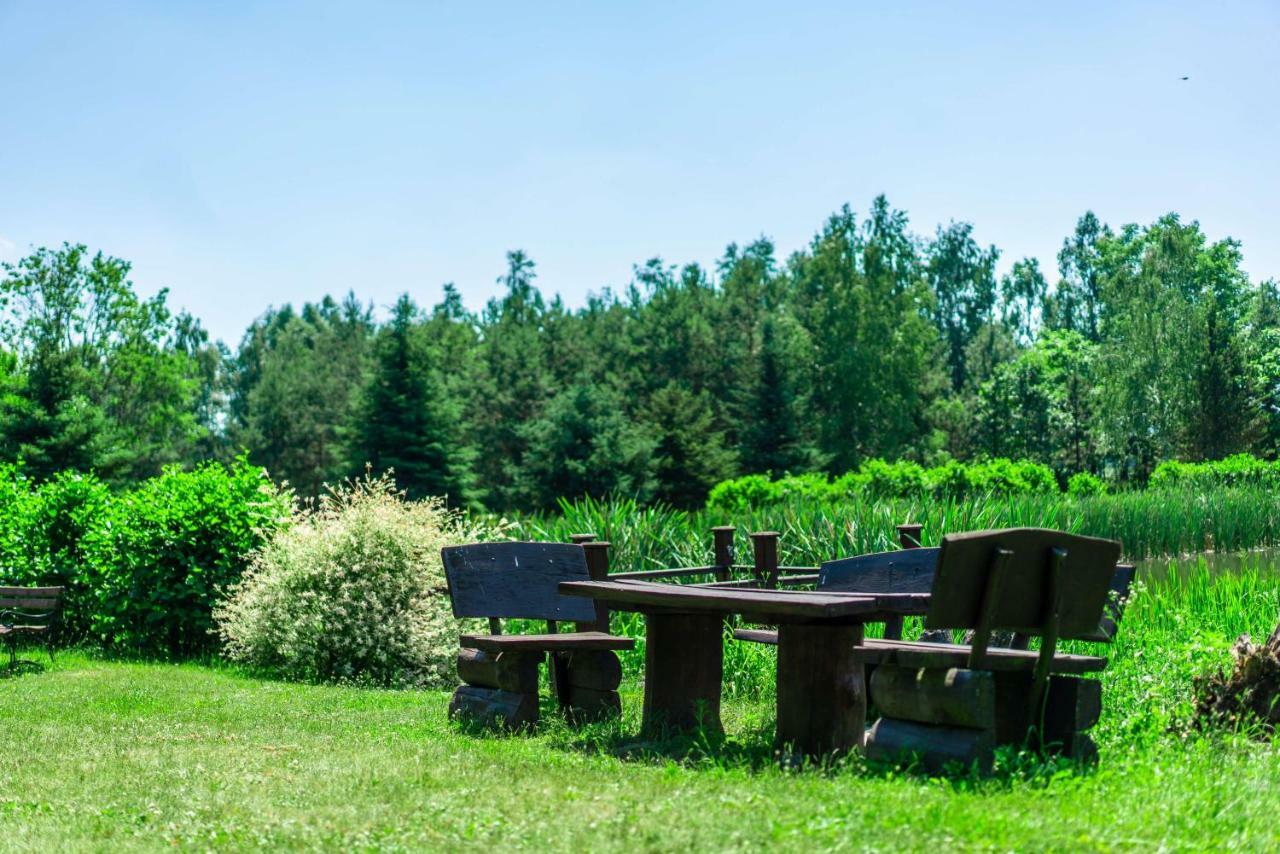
[523,485,1280,573]
[217,473,488,687]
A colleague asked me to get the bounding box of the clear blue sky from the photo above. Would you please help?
[2,1,1277,344]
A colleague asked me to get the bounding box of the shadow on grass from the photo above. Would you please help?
[1,659,48,679]
[450,693,1100,788]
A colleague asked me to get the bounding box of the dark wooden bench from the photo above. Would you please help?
[1,586,64,668]
[442,541,635,729]
[858,528,1124,772]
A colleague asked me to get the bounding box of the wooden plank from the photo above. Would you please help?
[560,580,881,621]
[925,528,1121,641]
[818,548,940,595]
[460,631,634,653]
[448,686,539,729]
[608,567,721,581]
[775,623,865,757]
[562,650,623,691]
[1088,564,1136,642]
[642,612,724,735]
[733,627,778,645]
[456,648,541,693]
[442,542,597,622]
[0,600,61,610]
[869,666,996,731]
[0,587,65,596]
[865,717,994,773]
[852,638,1107,674]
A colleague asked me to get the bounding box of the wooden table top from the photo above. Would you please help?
[559,579,929,622]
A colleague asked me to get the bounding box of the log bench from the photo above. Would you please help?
[0,586,63,668]
[442,541,635,729]
[857,528,1124,772]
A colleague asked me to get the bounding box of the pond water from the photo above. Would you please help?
[1138,547,1280,583]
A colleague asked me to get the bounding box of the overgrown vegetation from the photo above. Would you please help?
[0,458,289,655]
[5,203,1279,512]
[216,474,485,687]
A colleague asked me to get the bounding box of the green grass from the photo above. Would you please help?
[4,558,1280,851]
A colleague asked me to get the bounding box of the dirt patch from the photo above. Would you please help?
[1194,623,1280,733]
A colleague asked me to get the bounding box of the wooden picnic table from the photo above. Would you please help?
[559,579,929,757]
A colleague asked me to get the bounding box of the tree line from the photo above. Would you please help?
[2,197,1275,510]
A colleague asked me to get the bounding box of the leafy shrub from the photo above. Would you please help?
[86,458,290,657]
[707,474,781,514]
[1150,454,1280,491]
[773,472,833,501]
[12,472,111,640]
[216,473,487,687]
[861,459,927,499]
[1068,472,1108,497]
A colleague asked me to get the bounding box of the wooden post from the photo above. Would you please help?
[580,541,612,633]
[966,548,1013,670]
[896,523,924,549]
[712,526,735,582]
[750,531,781,589]
[570,533,597,545]
[641,612,724,736]
[1030,548,1067,719]
[775,622,865,758]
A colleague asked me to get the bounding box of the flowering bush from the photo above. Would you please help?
[215,473,486,687]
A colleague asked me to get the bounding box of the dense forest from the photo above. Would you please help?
[2,197,1275,510]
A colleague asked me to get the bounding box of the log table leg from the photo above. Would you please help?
[775,623,866,759]
[642,612,724,736]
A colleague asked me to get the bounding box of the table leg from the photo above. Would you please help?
[642,612,724,736]
[775,623,865,758]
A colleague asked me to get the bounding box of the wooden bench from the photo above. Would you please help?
[442,541,635,729]
[1,586,63,668]
[859,528,1124,772]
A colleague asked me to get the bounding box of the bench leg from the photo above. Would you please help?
[559,650,623,724]
[775,623,865,759]
[642,612,723,736]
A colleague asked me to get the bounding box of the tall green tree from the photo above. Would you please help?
[927,221,1000,392]
[357,295,477,505]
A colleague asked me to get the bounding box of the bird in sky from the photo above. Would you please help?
[1181,76,1190,80]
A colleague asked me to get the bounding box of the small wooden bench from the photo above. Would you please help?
[442,541,635,729]
[859,528,1124,771]
[1,586,64,668]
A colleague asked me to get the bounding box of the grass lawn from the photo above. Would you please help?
[1,653,1278,852]
[4,560,1280,851]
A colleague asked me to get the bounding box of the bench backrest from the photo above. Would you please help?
[924,528,1122,642]
[441,542,598,623]
[816,547,1134,642]
[817,548,941,594]
[0,586,64,623]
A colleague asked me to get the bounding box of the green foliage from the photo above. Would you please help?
[1149,454,1280,491]
[0,243,220,483]
[216,474,486,686]
[707,457,1059,511]
[1067,471,1107,496]
[85,458,290,657]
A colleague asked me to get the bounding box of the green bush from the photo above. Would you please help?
[216,474,487,687]
[706,474,780,514]
[86,459,290,657]
[1150,454,1280,491]
[1068,471,1108,497]
[861,459,927,499]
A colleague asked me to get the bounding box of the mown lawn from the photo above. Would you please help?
[5,560,1280,851]
[1,649,1278,852]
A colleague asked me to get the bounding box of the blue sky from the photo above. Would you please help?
[2,1,1277,344]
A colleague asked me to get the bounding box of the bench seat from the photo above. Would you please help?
[0,624,49,635]
[853,638,1106,674]
[733,628,1105,674]
[460,631,635,653]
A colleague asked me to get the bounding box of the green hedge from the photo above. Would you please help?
[1150,454,1280,491]
[0,458,290,657]
[707,458,1059,512]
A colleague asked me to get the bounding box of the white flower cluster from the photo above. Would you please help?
[215,473,486,687]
